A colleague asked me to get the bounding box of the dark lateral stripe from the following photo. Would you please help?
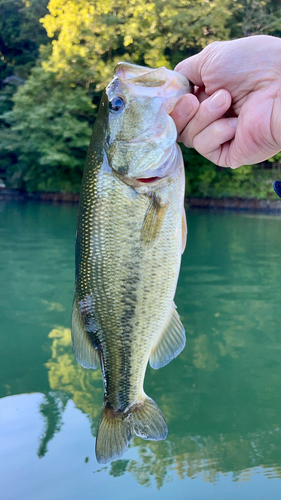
[118,253,140,409]
[105,241,143,411]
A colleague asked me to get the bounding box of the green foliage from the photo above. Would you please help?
[41,0,232,88]
[0,0,49,81]
[227,0,281,38]
[0,77,25,180]
[2,65,94,192]
[0,0,50,186]
[183,147,281,199]
[1,0,233,192]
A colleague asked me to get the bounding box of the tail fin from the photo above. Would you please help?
[95,405,134,464]
[95,396,168,464]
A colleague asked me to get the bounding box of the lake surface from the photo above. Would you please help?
[1,201,281,500]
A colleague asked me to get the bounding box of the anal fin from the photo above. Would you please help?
[131,395,168,440]
[149,303,186,369]
[141,194,169,246]
[71,294,100,369]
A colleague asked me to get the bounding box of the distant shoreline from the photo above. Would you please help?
[1,189,281,212]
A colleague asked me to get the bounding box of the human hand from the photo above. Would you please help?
[171,35,281,168]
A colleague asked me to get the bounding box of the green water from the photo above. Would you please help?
[1,201,281,500]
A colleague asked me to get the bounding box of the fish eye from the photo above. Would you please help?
[108,96,125,112]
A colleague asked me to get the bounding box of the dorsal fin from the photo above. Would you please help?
[149,303,185,369]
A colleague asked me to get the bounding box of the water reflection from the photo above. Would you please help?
[1,203,281,495]
[38,390,69,458]
[37,320,281,488]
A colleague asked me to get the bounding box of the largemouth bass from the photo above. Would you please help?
[71,62,192,464]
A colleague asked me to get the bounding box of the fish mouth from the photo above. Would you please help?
[113,169,167,190]
[136,176,161,183]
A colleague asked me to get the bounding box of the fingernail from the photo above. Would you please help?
[178,97,193,118]
[208,90,226,111]
[228,117,238,129]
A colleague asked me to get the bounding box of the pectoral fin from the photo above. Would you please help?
[141,194,169,246]
[71,294,100,369]
[182,207,187,254]
[149,303,186,369]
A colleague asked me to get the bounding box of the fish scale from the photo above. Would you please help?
[71,62,192,463]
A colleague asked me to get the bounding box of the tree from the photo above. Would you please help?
[2,0,233,192]
[0,0,50,186]
[0,0,49,83]
[41,0,232,87]
[228,0,281,38]
[2,64,94,192]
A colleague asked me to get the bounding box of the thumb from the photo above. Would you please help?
[175,53,204,88]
